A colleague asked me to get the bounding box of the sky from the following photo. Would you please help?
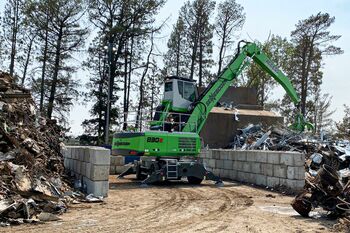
[0,0,349,135]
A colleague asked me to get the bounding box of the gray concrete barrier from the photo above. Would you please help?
[109,155,129,174]
[62,146,110,197]
[200,149,305,191]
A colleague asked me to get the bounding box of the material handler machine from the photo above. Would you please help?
[113,41,312,185]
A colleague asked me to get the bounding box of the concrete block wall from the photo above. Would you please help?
[200,149,305,191]
[110,155,128,174]
[62,146,110,197]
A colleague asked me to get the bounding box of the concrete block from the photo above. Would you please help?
[287,166,305,180]
[296,167,306,180]
[261,163,274,176]
[251,162,261,174]
[89,147,111,165]
[72,160,77,172]
[223,160,233,170]
[83,177,109,197]
[255,151,268,163]
[217,168,225,177]
[255,174,267,186]
[85,162,92,178]
[237,171,248,182]
[110,155,125,166]
[280,153,294,166]
[233,161,243,171]
[65,147,71,159]
[212,168,220,176]
[220,152,229,160]
[266,176,280,187]
[216,159,224,169]
[77,148,83,161]
[207,150,213,159]
[67,159,73,170]
[273,165,287,178]
[81,161,86,176]
[236,151,246,161]
[222,169,230,178]
[207,159,216,168]
[76,160,81,174]
[229,150,237,160]
[246,151,256,162]
[89,165,109,181]
[82,147,90,163]
[73,147,79,160]
[212,150,220,159]
[279,178,288,186]
[247,173,256,184]
[294,153,305,166]
[242,162,251,173]
[69,147,75,159]
[267,152,280,164]
[228,170,238,180]
[109,166,116,175]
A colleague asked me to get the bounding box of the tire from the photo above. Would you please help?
[187,176,203,185]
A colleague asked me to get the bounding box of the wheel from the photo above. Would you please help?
[187,176,203,185]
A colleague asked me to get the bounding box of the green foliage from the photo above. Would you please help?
[243,35,293,106]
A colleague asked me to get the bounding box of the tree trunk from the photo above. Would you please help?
[217,21,227,75]
[47,24,63,119]
[9,0,20,76]
[176,33,181,76]
[21,34,36,86]
[136,35,154,131]
[123,39,128,130]
[198,37,203,87]
[39,19,49,113]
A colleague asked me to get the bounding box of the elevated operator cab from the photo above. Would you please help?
[163,76,198,112]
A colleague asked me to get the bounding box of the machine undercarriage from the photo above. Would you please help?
[118,156,223,186]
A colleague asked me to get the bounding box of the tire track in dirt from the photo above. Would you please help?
[142,186,253,232]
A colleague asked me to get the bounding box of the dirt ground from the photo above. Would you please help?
[4,175,339,233]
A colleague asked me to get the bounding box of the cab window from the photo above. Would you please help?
[165,82,172,92]
[178,81,183,96]
[183,82,195,101]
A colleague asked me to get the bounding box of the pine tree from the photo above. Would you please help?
[179,0,215,86]
[164,16,189,77]
[243,35,293,107]
[215,0,245,75]
[288,12,342,117]
[2,0,25,77]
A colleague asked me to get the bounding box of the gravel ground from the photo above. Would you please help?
[3,175,338,233]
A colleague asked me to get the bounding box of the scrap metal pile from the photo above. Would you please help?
[227,124,318,152]
[0,72,74,226]
[230,124,350,223]
[292,142,350,222]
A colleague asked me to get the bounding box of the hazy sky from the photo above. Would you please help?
[1,0,349,135]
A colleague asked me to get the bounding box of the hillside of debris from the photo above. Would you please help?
[0,72,74,226]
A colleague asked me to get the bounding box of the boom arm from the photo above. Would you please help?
[182,42,300,133]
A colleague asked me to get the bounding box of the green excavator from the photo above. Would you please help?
[113,41,312,185]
